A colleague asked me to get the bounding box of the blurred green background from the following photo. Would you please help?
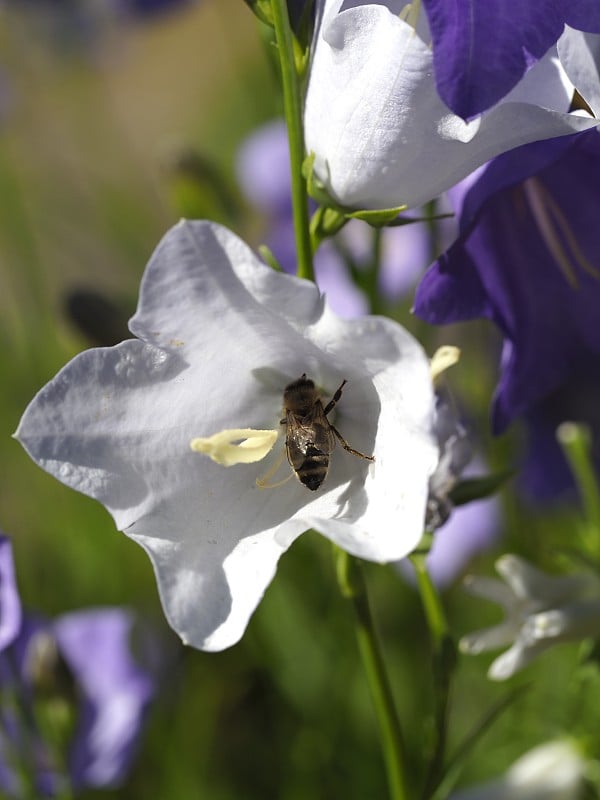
[2,2,600,798]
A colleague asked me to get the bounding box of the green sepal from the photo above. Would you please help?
[411,530,435,557]
[386,211,454,227]
[303,152,340,208]
[291,0,315,64]
[310,206,348,246]
[242,0,274,26]
[258,244,284,272]
[303,152,412,230]
[347,206,408,227]
[448,468,515,506]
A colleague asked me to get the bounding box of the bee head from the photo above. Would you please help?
[283,373,318,411]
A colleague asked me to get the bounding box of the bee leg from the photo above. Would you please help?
[331,425,375,462]
[256,446,294,489]
[323,379,347,416]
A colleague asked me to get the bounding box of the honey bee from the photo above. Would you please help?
[282,373,374,491]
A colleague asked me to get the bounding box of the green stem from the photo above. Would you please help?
[409,553,455,800]
[410,554,448,649]
[271,0,314,281]
[557,422,600,544]
[335,548,408,800]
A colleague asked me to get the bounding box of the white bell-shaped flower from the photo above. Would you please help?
[304,1,597,211]
[16,220,438,651]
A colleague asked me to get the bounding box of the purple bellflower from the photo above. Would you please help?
[422,0,600,119]
[0,536,154,796]
[414,129,600,498]
[0,538,21,652]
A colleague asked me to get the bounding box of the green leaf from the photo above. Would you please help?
[430,684,530,800]
[448,468,515,506]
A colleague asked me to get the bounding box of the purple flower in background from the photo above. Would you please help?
[422,0,600,118]
[415,130,600,498]
[0,536,154,796]
[0,538,21,652]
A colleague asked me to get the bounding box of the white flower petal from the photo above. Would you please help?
[495,555,591,608]
[487,640,547,681]
[449,740,585,800]
[506,740,586,797]
[17,221,437,650]
[459,620,521,655]
[558,27,600,118]
[304,4,597,210]
[128,513,307,652]
[462,575,516,609]
[525,601,600,643]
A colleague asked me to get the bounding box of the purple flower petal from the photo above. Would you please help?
[53,608,154,788]
[0,606,155,795]
[416,130,600,432]
[423,0,600,118]
[0,537,21,653]
[236,119,292,216]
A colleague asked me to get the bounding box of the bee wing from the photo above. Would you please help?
[285,403,335,469]
[311,401,336,453]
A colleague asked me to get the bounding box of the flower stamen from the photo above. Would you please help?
[399,0,421,32]
[255,446,294,489]
[523,177,600,289]
[190,428,278,467]
[430,345,460,383]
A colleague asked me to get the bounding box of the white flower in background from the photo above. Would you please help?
[449,740,586,800]
[304,0,597,211]
[16,220,438,651]
[460,554,600,680]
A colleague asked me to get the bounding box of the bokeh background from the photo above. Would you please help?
[3,2,600,797]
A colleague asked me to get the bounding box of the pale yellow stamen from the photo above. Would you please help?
[399,0,421,31]
[430,346,461,382]
[523,177,600,290]
[190,428,278,467]
[255,446,294,489]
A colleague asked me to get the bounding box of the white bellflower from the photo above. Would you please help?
[16,221,438,651]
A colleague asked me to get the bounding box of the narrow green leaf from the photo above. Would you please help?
[448,469,515,506]
[430,684,530,800]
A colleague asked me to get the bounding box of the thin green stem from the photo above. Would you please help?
[335,548,408,800]
[410,554,448,650]
[410,553,455,800]
[271,0,314,281]
[557,422,600,546]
